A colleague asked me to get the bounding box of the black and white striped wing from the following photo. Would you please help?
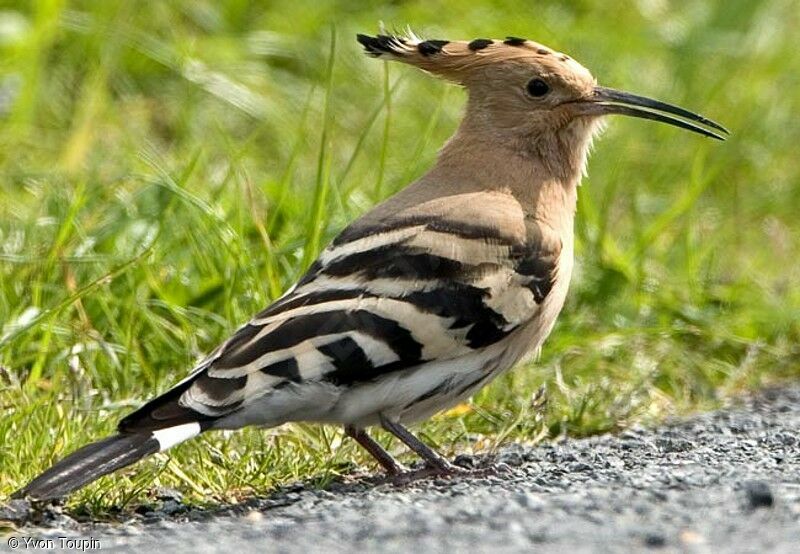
[123,217,560,426]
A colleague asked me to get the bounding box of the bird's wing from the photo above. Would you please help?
[120,191,561,431]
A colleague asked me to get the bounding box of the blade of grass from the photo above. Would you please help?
[398,85,451,185]
[0,236,158,355]
[337,78,403,195]
[301,27,336,270]
[630,150,720,260]
[267,85,317,235]
[372,61,392,200]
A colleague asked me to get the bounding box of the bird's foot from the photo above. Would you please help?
[386,460,512,486]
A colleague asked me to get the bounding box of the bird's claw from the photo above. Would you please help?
[386,460,512,486]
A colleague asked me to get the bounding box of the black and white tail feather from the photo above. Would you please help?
[14,434,162,501]
[14,365,214,501]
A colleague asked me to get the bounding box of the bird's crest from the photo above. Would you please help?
[356,32,580,85]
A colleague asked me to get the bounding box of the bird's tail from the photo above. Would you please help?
[12,422,204,501]
[13,370,215,501]
[13,433,159,501]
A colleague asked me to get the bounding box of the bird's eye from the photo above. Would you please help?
[526,78,550,98]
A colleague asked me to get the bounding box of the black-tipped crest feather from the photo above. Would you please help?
[356,34,407,56]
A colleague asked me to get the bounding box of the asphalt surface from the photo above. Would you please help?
[4,386,800,553]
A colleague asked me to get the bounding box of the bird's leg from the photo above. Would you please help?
[379,415,457,473]
[344,425,405,475]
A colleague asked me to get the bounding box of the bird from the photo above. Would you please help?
[14,32,727,501]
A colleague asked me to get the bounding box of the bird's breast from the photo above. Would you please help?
[494,221,574,370]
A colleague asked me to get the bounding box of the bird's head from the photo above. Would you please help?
[357,33,728,155]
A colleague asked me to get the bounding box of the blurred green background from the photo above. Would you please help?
[1,0,798,510]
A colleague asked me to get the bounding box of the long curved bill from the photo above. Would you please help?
[586,86,729,140]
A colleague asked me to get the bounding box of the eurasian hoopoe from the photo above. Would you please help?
[15,32,727,501]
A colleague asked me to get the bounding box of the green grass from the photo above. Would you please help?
[1,0,799,514]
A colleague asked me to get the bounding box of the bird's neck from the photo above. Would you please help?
[426,120,593,225]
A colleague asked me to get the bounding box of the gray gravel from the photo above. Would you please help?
[4,386,800,553]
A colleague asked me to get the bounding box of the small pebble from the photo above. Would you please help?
[453,454,477,468]
[497,451,524,467]
[644,532,667,548]
[743,481,774,509]
[0,499,32,524]
[244,510,263,523]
